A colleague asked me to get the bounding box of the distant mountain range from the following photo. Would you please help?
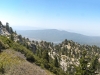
[17,29,100,46]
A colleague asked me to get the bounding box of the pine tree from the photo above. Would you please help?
[0,21,2,25]
[75,50,98,75]
[10,34,14,41]
[9,27,14,34]
[54,56,59,68]
[89,55,99,74]
[42,50,49,62]
[18,35,23,42]
[6,22,10,32]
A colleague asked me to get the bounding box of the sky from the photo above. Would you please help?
[0,0,100,36]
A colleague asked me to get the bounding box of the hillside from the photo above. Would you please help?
[0,21,100,75]
[0,50,54,75]
[0,36,54,75]
[17,29,100,46]
[0,21,54,75]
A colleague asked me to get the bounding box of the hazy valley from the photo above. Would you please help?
[17,29,100,46]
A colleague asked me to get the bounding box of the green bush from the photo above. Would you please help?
[0,36,35,62]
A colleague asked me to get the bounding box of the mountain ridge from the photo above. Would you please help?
[17,29,100,46]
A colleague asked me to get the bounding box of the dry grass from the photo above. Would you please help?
[0,49,54,75]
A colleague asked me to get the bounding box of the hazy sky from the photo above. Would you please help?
[0,0,100,36]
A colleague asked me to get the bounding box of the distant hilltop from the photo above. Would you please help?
[17,29,100,47]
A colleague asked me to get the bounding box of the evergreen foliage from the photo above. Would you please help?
[0,36,35,62]
[75,50,98,75]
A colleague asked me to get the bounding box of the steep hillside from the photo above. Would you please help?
[0,21,55,75]
[0,50,54,75]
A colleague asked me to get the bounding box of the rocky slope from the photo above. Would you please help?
[34,39,100,74]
